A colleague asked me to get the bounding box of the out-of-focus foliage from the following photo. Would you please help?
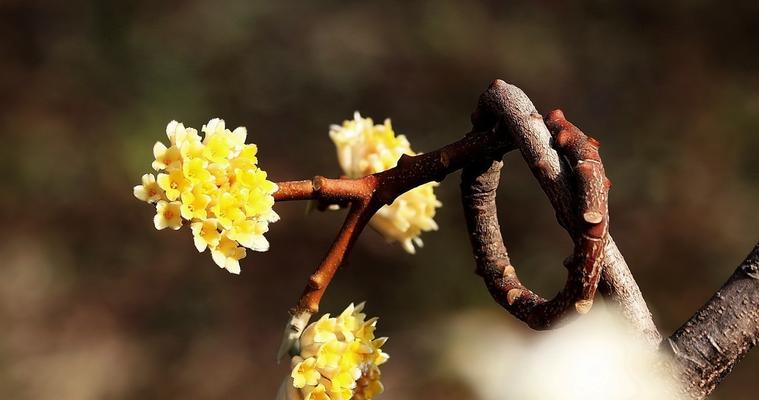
[0,1,757,399]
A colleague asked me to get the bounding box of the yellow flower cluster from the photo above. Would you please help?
[133,119,279,274]
[329,112,441,253]
[280,303,389,400]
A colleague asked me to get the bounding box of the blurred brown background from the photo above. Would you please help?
[1,1,757,399]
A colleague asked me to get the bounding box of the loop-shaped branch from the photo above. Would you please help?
[461,111,609,329]
[270,80,755,397]
[273,81,657,344]
[462,80,659,342]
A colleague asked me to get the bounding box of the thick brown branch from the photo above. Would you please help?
[597,236,662,343]
[461,111,609,329]
[272,80,756,398]
[666,242,759,399]
[469,80,661,344]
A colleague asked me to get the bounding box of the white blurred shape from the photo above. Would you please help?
[442,306,682,400]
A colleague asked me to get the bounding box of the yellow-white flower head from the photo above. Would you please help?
[134,119,279,274]
[279,303,389,400]
[329,112,441,254]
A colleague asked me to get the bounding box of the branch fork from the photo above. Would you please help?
[270,79,757,399]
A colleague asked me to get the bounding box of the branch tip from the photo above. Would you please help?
[583,211,604,224]
[574,299,594,314]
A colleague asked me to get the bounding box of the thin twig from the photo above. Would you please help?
[295,200,374,314]
[274,176,374,203]
[273,130,510,320]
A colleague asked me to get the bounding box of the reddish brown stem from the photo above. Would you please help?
[274,176,374,203]
[271,80,756,398]
[272,180,314,201]
[274,130,510,316]
[294,200,375,314]
[274,176,377,314]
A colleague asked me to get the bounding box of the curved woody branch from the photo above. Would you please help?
[461,109,609,329]
[468,80,661,344]
[271,81,645,336]
[271,80,757,399]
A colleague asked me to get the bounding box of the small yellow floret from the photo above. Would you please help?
[182,157,212,185]
[133,173,165,203]
[157,168,190,201]
[212,192,247,230]
[211,234,246,274]
[152,142,182,171]
[231,144,259,170]
[191,219,221,252]
[292,357,322,388]
[180,187,211,220]
[226,219,269,251]
[154,200,182,230]
[329,112,441,254]
[304,384,330,400]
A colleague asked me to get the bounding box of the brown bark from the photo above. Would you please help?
[273,80,757,399]
[666,243,759,399]
[460,113,610,329]
[468,80,661,344]
[467,80,757,398]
